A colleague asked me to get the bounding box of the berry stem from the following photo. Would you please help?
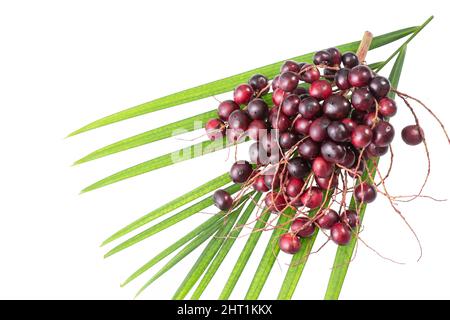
[356,31,373,62]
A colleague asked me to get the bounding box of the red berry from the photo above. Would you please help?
[354,182,377,203]
[351,125,373,148]
[247,119,267,141]
[293,117,312,135]
[331,222,352,245]
[281,94,301,117]
[253,175,269,192]
[378,97,397,117]
[300,64,320,83]
[213,190,233,211]
[312,156,334,178]
[341,210,358,229]
[272,88,287,106]
[217,100,239,121]
[233,84,254,105]
[348,65,372,87]
[316,209,339,229]
[205,118,224,141]
[291,217,316,238]
[315,174,338,190]
[309,80,332,100]
[265,192,287,212]
[300,187,323,209]
[279,233,301,254]
[401,125,424,146]
[285,177,305,198]
[229,161,253,183]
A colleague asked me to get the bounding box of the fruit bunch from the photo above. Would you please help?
[205,46,427,255]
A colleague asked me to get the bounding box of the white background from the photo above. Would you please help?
[0,0,449,300]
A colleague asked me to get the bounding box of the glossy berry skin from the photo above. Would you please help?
[229,160,253,183]
[272,88,288,106]
[272,75,280,90]
[248,74,269,95]
[316,208,339,229]
[270,111,291,132]
[265,192,287,212]
[309,80,332,100]
[300,64,320,83]
[321,140,346,163]
[363,112,380,127]
[326,47,341,65]
[339,147,356,168]
[372,121,395,147]
[300,187,323,209]
[348,65,372,87]
[351,125,373,148]
[298,97,321,119]
[247,98,269,120]
[298,138,320,159]
[205,118,224,141]
[312,156,333,177]
[341,210,358,228]
[285,177,305,198]
[323,94,351,120]
[228,110,250,131]
[327,120,351,142]
[281,60,301,73]
[341,52,359,69]
[354,182,377,203]
[369,76,390,99]
[366,142,388,158]
[401,125,424,145]
[264,173,280,189]
[213,190,233,211]
[378,97,397,117]
[279,132,299,150]
[331,222,352,245]
[342,118,357,133]
[313,50,332,66]
[293,86,308,96]
[279,71,300,92]
[233,84,254,105]
[247,120,267,141]
[309,117,331,142]
[293,117,312,135]
[279,233,301,254]
[291,218,316,238]
[335,68,351,90]
[281,94,301,117]
[351,87,375,112]
[253,175,269,192]
[217,100,239,121]
[315,174,338,190]
[287,157,311,179]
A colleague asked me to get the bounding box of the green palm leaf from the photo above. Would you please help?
[191,193,262,299]
[324,45,407,300]
[104,184,241,257]
[102,172,231,246]
[219,210,271,299]
[135,196,251,298]
[245,209,295,299]
[68,27,416,137]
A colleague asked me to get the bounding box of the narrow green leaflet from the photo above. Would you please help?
[277,191,333,300]
[102,172,231,246]
[324,46,407,300]
[245,209,295,300]
[121,210,224,287]
[135,197,250,298]
[104,184,241,257]
[68,27,416,137]
[219,210,271,300]
[74,109,217,165]
[172,194,255,300]
[191,193,262,299]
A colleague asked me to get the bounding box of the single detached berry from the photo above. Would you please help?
[247,98,269,120]
[354,182,377,203]
[233,84,254,105]
[217,100,239,121]
[291,218,316,238]
[341,52,359,69]
[316,208,339,229]
[300,187,323,209]
[212,190,233,211]
[229,160,253,183]
[348,65,372,87]
[279,233,301,254]
[309,80,332,100]
[401,125,424,145]
[205,118,224,141]
[323,94,351,120]
[331,222,352,245]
